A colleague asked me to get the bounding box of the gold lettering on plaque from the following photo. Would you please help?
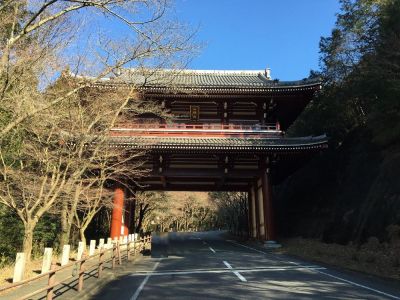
[190,105,200,121]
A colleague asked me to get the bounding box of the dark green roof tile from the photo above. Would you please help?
[108,135,328,152]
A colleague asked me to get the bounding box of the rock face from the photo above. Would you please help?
[275,128,400,244]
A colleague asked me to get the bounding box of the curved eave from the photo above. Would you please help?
[106,135,328,154]
[86,81,322,95]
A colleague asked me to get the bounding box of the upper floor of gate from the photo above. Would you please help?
[88,68,321,138]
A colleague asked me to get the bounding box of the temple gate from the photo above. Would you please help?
[89,69,328,242]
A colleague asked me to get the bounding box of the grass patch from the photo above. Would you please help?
[279,237,400,281]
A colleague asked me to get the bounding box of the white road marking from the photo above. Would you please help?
[129,266,324,277]
[315,270,400,300]
[129,265,324,275]
[237,267,325,273]
[233,271,247,282]
[209,246,216,253]
[226,240,267,255]
[223,260,247,282]
[227,241,400,300]
[223,260,233,269]
[130,259,161,300]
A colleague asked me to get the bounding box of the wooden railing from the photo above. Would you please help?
[110,123,282,137]
[0,236,151,300]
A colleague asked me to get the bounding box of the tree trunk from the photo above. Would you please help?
[23,222,35,263]
[59,202,70,247]
[135,203,148,234]
[129,198,136,234]
[79,227,87,247]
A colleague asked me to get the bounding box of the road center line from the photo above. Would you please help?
[223,261,233,269]
[233,271,247,282]
[223,260,247,282]
[227,241,400,300]
[209,246,216,253]
[130,259,161,300]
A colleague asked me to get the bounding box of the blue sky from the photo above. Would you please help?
[174,0,340,80]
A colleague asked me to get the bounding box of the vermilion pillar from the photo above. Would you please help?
[248,187,257,239]
[110,187,124,239]
[253,182,261,240]
[124,192,136,236]
[247,190,252,238]
[262,169,276,241]
[257,178,266,240]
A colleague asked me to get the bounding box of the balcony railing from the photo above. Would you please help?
[110,123,283,138]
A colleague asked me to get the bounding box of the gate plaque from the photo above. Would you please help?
[190,105,200,121]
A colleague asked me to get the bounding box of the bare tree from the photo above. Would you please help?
[72,146,146,245]
[0,80,164,260]
[0,0,193,264]
[54,80,169,246]
[211,192,248,235]
[0,0,193,138]
[146,192,216,233]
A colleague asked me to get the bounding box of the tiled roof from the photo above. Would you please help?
[85,69,321,91]
[108,134,328,152]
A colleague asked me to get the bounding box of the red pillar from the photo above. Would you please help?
[247,190,253,238]
[257,178,266,240]
[253,183,261,240]
[262,169,276,241]
[123,192,135,236]
[249,186,257,239]
[110,187,124,239]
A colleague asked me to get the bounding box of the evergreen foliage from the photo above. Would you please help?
[280,0,400,244]
[290,0,400,147]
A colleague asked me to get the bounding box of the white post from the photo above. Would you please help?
[13,253,26,283]
[134,233,138,241]
[41,248,53,274]
[119,236,124,244]
[99,238,105,250]
[107,238,112,249]
[77,241,85,260]
[89,240,96,256]
[61,245,70,266]
[123,235,128,244]
[128,234,132,242]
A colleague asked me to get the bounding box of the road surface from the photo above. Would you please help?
[89,231,400,300]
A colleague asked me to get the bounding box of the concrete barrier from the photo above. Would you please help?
[41,248,53,274]
[13,252,26,283]
[61,245,70,266]
[89,240,96,256]
[77,241,84,260]
[99,238,105,250]
[151,233,168,258]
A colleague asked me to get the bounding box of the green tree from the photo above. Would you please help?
[290,0,400,148]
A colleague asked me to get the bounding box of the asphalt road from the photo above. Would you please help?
[89,231,400,300]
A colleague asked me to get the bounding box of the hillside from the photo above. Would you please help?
[275,0,400,246]
[276,128,400,244]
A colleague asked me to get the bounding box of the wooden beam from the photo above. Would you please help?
[137,184,249,192]
[160,176,167,188]
[147,169,261,179]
